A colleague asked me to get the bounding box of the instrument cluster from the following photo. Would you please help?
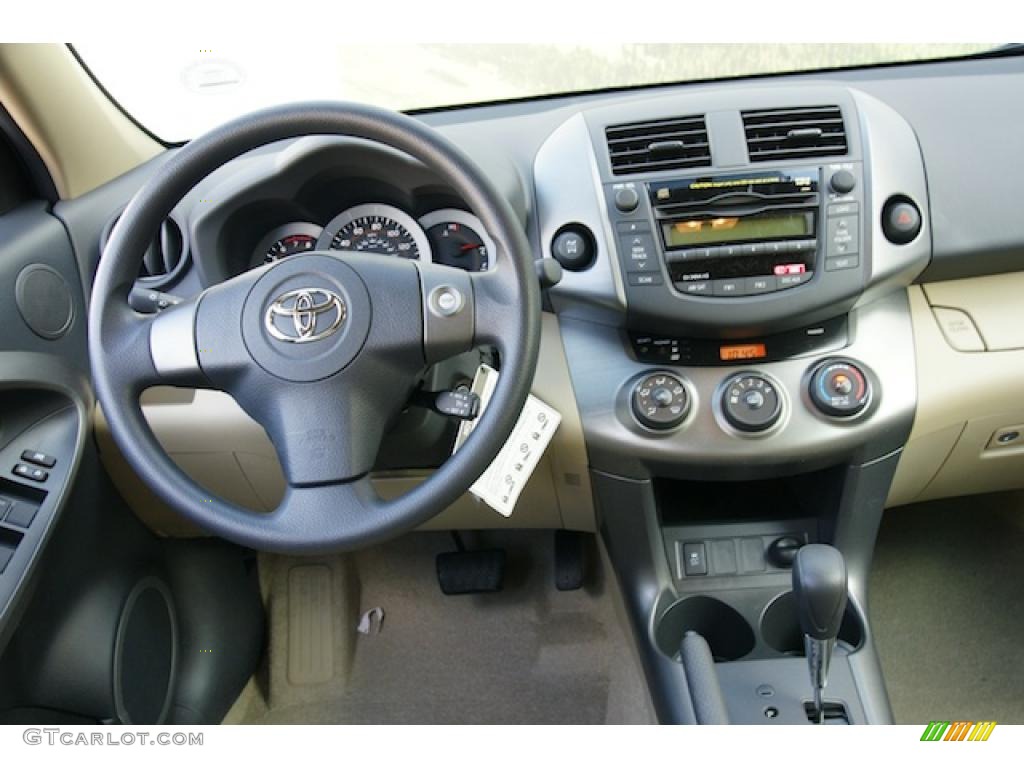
[252,204,494,272]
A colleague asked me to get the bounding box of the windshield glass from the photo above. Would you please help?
[75,43,994,143]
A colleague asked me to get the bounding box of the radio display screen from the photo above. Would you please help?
[663,213,812,248]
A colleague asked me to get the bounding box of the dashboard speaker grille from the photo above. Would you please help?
[605,114,710,175]
[742,105,847,162]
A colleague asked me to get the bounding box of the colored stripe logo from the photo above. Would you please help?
[921,721,996,741]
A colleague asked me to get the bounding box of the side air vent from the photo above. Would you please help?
[605,115,710,175]
[101,212,190,287]
[742,105,847,162]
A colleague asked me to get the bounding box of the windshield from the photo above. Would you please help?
[75,43,995,143]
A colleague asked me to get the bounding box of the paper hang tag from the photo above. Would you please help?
[453,364,561,518]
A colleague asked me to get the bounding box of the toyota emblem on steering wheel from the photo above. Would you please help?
[265,288,347,343]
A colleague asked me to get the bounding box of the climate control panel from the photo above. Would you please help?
[628,356,873,437]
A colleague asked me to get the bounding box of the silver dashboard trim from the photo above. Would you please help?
[558,291,916,478]
[851,89,932,307]
[534,112,626,325]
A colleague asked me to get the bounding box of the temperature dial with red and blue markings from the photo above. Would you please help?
[809,360,871,417]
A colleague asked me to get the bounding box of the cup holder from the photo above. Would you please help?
[654,596,756,662]
[760,591,864,655]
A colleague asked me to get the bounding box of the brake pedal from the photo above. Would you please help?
[436,533,506,595]
[554,530,587,591]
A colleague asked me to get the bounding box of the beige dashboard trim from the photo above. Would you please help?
[888,284,1024,507]
[0,43,161,198]
[95,313,596,536]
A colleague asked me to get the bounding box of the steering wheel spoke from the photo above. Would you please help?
[250,377,392,487]
[469,266,518,351]
[147,297,208,387]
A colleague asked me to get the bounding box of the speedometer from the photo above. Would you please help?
[317,204,431,261]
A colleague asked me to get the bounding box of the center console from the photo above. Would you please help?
[534,84,931,723]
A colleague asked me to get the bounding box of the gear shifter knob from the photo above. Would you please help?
[792,544,848,723]
[793,544,848,640]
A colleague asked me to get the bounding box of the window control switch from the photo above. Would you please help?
[21,450,56,468]
[12,464,48,483]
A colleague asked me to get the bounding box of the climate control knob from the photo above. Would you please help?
[809,360,871,417]
[632,372,689,430]
[721,373,783,433]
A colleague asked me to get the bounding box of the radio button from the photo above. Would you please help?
[713,279,746,297]
[825,255,860,272]
[628,255,659,271]
[746,276,778,294]
[679,281,711,295]
[828,202,859,217]
[826,216,859,257]
[616,220,650,235]
[628,272,664,287]
[778,272,812,289]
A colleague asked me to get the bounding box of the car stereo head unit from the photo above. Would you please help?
[652,168,821,294]
[602,159,865,336]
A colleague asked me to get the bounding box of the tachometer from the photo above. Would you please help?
[419,209,495,272]
[317,204,431,261]
[252,222,323,268]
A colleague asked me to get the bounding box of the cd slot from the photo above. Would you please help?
[653,192,816,216]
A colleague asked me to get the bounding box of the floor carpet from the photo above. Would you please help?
[870,491,1024,724]
[225,530,655,724]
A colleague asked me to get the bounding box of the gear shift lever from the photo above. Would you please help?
[792,544,848,724]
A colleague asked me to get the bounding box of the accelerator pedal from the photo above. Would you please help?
[554,530,587,591]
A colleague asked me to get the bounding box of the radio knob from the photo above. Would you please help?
[721,373,782,433]
[809,360,871,417]
[632,372,689,430]
[829,170,856,194]
[614,187,640,213]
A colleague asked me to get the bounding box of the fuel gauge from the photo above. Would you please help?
[419,209,495,272]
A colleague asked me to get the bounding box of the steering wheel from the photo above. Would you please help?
[89,102,541,554]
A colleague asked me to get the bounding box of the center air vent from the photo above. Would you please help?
[605,115,710,175]
[742,106,847,162]
[101,212,190,288]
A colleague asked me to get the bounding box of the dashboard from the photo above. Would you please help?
[72,54,1024,530]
